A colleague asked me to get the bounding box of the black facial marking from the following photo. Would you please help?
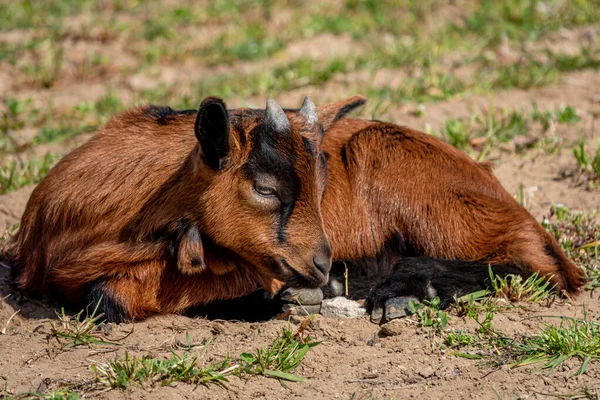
[302,136,316,156]
[244,125,300,244]
[145,106,196,125]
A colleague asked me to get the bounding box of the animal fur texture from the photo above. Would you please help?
[3,96,585,322]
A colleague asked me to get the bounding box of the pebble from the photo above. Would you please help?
[379,319,404,336]
[211,322,227,335]
[418,365,435,378]
[320,297,366,318]
[101,323,113,336]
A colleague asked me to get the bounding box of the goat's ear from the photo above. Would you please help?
[195,97,230,170]
[317,95,366,131]
[177,225,206,275]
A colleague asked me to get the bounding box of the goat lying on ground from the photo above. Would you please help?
[3,95,585,322]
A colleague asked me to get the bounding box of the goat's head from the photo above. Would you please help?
[193,95,365,290]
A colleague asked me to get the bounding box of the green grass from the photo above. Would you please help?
[92,325,318,389]
[542,205,599,290]
[444,329,476,347]
[33,125,96,146]
[1,389,81,400]
[447,306,600,375]
[407,297,450,334]
[1,98,33,154]
[92,348,232,388]
[456,0,600,45]
[0,153,60,195]
[572,139,600,189]
[428,104,579,157]
[239,326,319,381]
[49,300,122,349]
[489,270,556,303]
[511,314,600,375]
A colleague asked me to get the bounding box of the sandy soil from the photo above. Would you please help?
[1,6,600,399]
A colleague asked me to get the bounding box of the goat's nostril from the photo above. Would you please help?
[313,254,332,275]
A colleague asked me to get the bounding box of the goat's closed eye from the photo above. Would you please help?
[253,183,277,197]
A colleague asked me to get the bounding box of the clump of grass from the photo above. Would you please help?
[430,108,528,157]
[431,104,581,157]
[444,300,509,361]
[4,390,80,400]
[407,297,449,334]
[93,324,318,389]
[92,347,231,388]
[457,0,600,45]
[32,125,96,146]
[240,326,319,382]
[50,301,120,349]
[448,313,600,375]
[489,270,555,303]
[0,153,60,194]
[532,103,580,131]
[454,289,502,319]
[0,98,32,154]
[572,139,600,189]
[511,314,600,375]
[444,329,476,347]
[542,205,599,290]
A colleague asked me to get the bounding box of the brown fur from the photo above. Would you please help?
[321,119,585,292]
[4,95,585,321]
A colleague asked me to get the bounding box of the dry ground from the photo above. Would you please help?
[1,1,600,399]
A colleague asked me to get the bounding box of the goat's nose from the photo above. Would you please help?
[313,249,332,275]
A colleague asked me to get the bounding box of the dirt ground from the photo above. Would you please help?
[1,1,600,399]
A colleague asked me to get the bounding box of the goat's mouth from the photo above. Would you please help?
[278,258,328,288]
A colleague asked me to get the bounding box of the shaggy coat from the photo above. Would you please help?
[4,95,585,322]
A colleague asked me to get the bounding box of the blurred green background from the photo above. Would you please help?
[0,0,599,192]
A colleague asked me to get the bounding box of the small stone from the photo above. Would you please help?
[418,365,435,378]
[36,378,51,393]
[320,297,366,318]
[211,322,227,335]
[366,337,379,346]
[101,323,113,336]
[379,319,404,336]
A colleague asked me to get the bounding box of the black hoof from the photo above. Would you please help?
[370,296,419,324]
[280,287,324,305]
[279,287,324,316]
[87,283,128,323]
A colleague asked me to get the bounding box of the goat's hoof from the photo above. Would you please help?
[279,287,323,316]
[370,296,420,324]
[280,287,323,305]
[328,278,344,297]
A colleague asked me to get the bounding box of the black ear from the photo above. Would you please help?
[195,97,230,170]
[316,95,366,131]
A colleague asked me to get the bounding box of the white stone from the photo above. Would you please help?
[320,297,366,319]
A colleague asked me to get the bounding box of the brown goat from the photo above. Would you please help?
[3,95,585,322]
